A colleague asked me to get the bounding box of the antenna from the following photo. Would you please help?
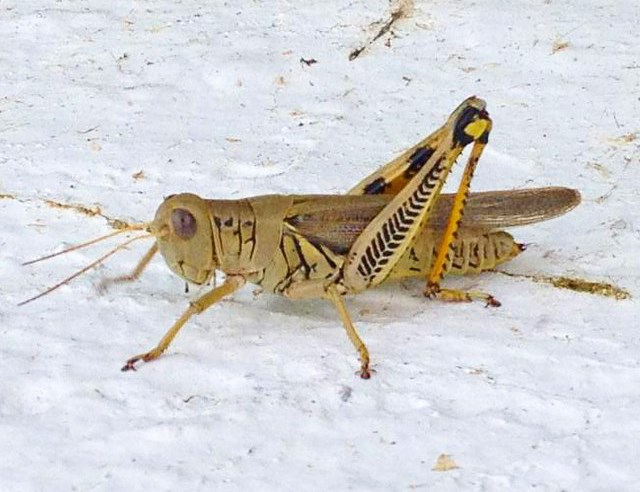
[19,233,154,306]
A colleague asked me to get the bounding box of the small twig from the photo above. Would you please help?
[77,125,100,135]
[349,2,411,61]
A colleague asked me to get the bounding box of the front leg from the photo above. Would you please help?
[283,280,371,378]
[122,275,246,371]
[325,285,371,379]
[99,243,158,292]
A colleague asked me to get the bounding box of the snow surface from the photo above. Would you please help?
[1,1,639,490]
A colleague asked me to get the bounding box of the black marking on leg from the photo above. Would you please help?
[371,237,381,258]
[404,146,435,178]
[363,177,388,195]
[355,156,447,284]
[392,214,409,234]
[360,253,372,274]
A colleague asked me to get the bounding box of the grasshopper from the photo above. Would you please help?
[23,97,580,378]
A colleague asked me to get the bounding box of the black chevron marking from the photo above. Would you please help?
[356,156,449,282]
[388,218,397,234]
[397,207,408,225]
[381,223,391,243]
[371,237,380,258]
[392,213,410,233]
[362,251,372,270]
[391,214,400,230]
[376,234,386,254]
[405,207,420,218]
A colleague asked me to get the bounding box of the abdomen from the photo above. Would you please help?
[389,229,523,279]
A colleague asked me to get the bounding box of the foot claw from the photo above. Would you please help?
[121,358,140,372]
[485,296,501,308]
[121,349,163,372]
[121,353,150,372]
[423,285,440,299]
[357,366,376,379]
[120,360,137,372]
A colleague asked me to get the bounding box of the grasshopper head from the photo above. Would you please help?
[151,193,216,285]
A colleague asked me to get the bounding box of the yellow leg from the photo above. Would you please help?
[99,242,158,292]
[427,287,501,307]
[424,136,500,307]
[426,139,487,289]
[326,285,371,379]
[122,275,245,371]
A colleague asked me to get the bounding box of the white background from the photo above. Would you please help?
[1,1,639,490]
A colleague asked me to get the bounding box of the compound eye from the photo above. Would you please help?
[171,208,197,239]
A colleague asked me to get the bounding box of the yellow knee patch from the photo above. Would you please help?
[464,118,489,140]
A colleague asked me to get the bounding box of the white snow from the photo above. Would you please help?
[1,1,639,490]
